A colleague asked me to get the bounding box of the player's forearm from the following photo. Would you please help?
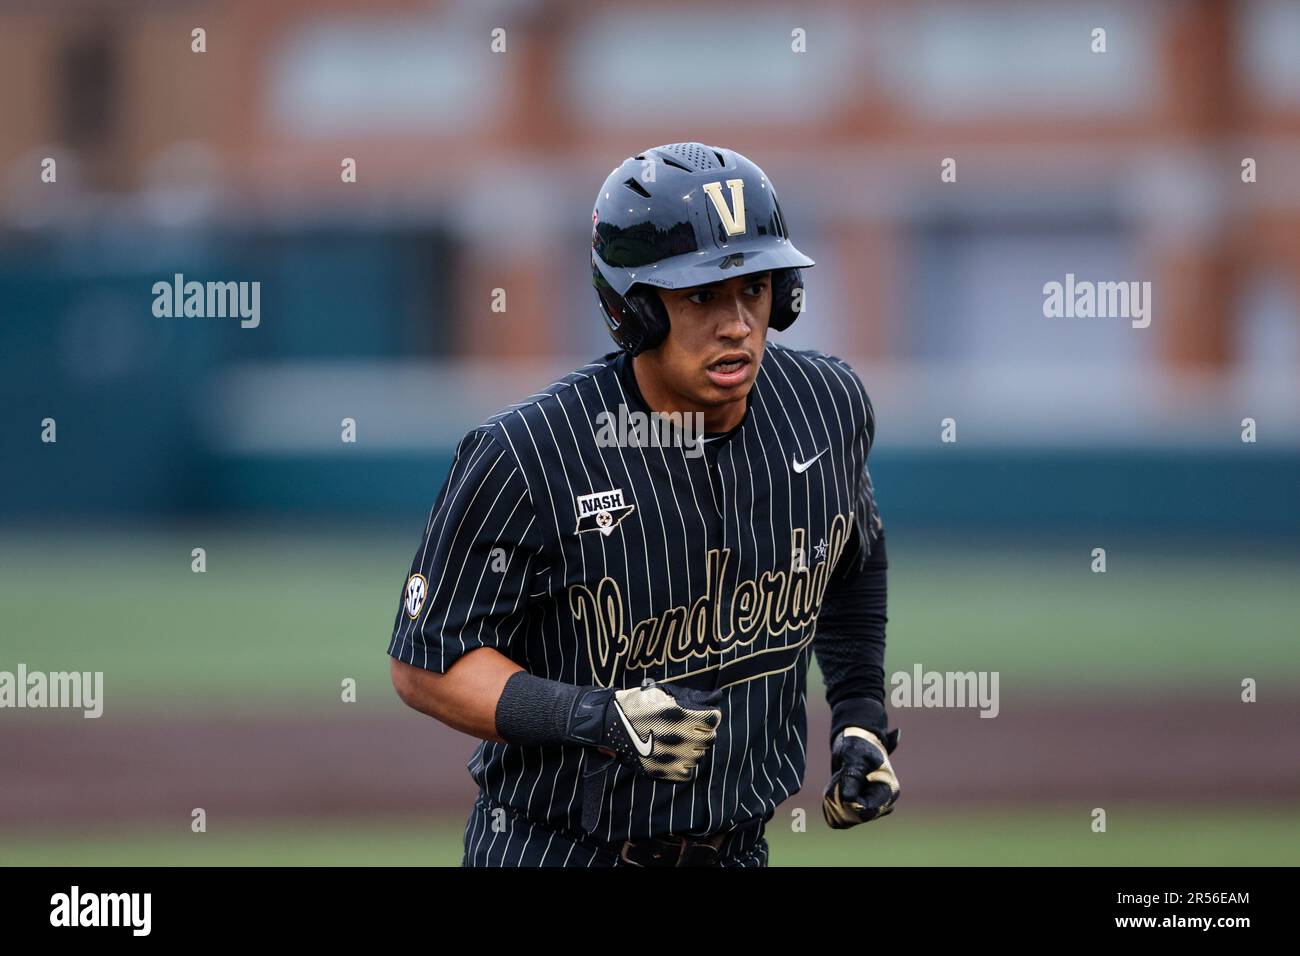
[389,648,522,743]
[814,532,889,742]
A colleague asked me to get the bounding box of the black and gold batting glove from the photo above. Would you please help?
[496,672,723,784]
[568,680,723,782]
[822,727,901,829]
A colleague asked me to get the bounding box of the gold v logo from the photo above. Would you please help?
[702,179,746,236]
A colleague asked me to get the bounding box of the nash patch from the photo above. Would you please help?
[575,488,635,537]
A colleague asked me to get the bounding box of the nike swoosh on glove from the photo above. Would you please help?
[571,680,723,782]
[822,727,900,828]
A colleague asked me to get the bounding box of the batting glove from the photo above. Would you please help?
[567,679,723,782]
[822,727,900,828]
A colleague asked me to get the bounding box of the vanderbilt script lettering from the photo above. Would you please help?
[570,514,853,687]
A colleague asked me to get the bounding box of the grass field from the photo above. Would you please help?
[1,526,1296,708]
[3,808,1296,866]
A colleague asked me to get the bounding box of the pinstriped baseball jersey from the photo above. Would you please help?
[388,341,882,847]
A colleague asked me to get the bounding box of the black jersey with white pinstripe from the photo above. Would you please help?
[388,342,882,844]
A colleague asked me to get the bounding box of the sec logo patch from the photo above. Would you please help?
[404,573,428,619]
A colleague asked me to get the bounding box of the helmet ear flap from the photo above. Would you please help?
[594,266,637,351]
[593,251,671,356]
[622,288,670,355]
[769,268,805,332]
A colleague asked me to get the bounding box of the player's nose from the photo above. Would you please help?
[715,295,755,339]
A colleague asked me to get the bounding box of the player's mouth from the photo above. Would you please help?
[705,353,752,388]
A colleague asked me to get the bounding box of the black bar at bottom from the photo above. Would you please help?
[0,866,1282,941]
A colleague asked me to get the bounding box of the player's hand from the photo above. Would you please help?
[822,727,900,828]
[579,680,723,783]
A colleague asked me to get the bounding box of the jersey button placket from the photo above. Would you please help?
[713,443,739,691]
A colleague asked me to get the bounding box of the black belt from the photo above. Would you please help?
[614,816,766,868]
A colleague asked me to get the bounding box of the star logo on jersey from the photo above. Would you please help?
[575,488,635,537]
[404,573,428,619]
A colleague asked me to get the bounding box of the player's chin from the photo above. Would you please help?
[696,378,754,407]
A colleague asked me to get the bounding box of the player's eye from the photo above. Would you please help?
[744,279,769,296]
[686,290,714,306]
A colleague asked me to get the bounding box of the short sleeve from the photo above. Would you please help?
[388,428,544,673]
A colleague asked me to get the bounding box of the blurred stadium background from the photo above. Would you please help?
[1,0,1297,865]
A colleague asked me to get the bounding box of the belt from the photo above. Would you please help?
[615,816,766,868]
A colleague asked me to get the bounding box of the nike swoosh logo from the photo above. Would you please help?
[792,448,827,474]
[613,700,654,757]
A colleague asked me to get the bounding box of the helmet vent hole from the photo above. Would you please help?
[657,142,723,171]
[623,178,651,198]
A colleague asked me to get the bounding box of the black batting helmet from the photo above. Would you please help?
[591,143,815,356]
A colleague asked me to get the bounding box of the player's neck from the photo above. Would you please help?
[630,355,747,433]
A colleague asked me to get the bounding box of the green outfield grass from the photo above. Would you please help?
[1,527,1297,708]
[2,808,1296,866]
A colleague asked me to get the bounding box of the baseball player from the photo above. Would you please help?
[388,143,900,867]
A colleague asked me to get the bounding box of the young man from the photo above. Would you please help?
[388,143,899,867]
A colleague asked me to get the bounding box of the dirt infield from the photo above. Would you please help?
[2,694,1295,829]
